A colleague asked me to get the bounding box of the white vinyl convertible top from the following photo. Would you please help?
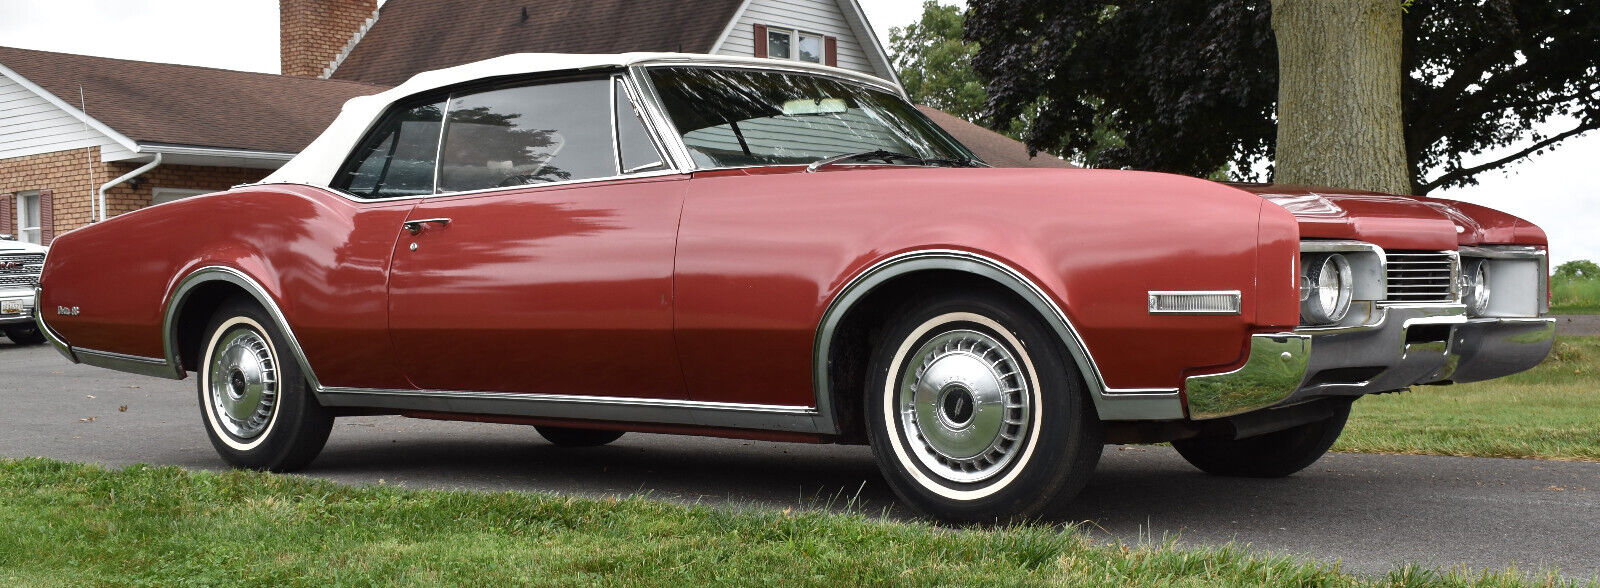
[260,52,898,188]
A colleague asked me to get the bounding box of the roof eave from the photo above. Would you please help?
[0,59,140,154]
[110,143,298,170]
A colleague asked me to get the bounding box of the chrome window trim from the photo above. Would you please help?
[610,75,621,176]
[278,168,691,205]
[308,69,692,206]
[612,73,674,174]
[430,94,453,196]
[632,62,968,174]
[812,249,1185,425]
[626,64,698,171]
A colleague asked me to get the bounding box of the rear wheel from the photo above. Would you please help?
[865,292,1103,523]
[197,298,333,471]
[1171,403,1351,478]
[5,325,45,345]
[536,426,625,447]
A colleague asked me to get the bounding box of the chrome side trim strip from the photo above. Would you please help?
[75,348,181,380]
[162,266,321,388]
[318,387,824,433]
[1185,333,1312,420]
[813,249,1186,425]
[33,286,77,363]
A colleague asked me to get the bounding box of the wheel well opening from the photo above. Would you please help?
[825,270,1048,445]
[172,282,252,373]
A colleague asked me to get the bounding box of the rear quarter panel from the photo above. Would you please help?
[39,185,413,388]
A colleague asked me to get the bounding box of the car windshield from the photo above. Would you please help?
[645,66,978,169]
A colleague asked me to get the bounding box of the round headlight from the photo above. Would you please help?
[1301,253,1353,325]
[1464,261,1491,316]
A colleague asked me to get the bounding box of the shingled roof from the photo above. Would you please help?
[917,106,1076,169]
[0,46,385,154]
[331,0,747,86]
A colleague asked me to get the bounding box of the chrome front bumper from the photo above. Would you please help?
[1186,304,1555,419]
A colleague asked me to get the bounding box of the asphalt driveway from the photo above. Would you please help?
[2,340,1597,580]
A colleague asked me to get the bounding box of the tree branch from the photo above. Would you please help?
[1419,121,1597,193]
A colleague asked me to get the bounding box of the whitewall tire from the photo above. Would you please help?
[198,298,333,471]
[865,292,1103,523]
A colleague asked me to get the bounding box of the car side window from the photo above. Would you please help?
[615,80,666,174]
[334,101,445,199]
[438,78,615,192]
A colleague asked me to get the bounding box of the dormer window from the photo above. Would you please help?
[755,25,835,66]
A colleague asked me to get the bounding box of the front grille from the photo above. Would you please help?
[1384,251,1457,303]
[0,275,37,288]
[0,253,44,290]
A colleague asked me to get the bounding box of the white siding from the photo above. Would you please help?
[716,0,890,80]
[0,73,124,160]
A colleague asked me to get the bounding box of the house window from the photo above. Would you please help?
[16,191,40,245]
[765,27,826,64]
[153,188,211,206]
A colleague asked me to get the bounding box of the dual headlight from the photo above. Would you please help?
[1300,253,1353,325]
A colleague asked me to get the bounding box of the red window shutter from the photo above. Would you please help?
[825,36,838,67]
[753,24,769,58]
[39,190,53,245]
[0,194,12,236]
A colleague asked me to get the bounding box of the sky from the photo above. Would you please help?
[0,0,1592,266]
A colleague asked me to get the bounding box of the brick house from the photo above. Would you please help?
[1,0,1068,245]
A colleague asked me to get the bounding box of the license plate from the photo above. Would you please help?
[1,299,23,315]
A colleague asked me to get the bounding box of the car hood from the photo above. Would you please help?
[1231,184,1546,251]
[0,239,46,254]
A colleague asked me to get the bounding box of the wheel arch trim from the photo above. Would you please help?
[812,249,1185,427]
[162,266,325,394]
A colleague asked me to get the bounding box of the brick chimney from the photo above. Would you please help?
[281,0,379,78]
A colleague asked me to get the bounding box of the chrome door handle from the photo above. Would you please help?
[402,218,451,235]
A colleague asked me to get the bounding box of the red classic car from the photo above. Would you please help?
[35,53,1553,522]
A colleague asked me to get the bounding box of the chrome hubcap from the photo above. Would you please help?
[898,329,1031,483]
[207,327,278,440]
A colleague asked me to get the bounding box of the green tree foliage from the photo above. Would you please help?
[1554,259,1600,280]
[890,2,990,123]
[965,0,1600,193]
[890,1,1124,162]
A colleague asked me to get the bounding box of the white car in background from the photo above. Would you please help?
[0,236,46,345]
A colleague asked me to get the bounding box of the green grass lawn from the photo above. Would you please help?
[1335,336,1600,461]
[0,458,1584,587]
[1549,275,1600,314]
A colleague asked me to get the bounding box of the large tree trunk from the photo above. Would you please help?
[1271,0,1411,194]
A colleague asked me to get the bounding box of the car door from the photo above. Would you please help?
[386,75,688,398]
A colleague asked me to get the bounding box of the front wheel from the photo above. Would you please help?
[1171,402,1351,478]
[5,325,45,345]
[197,298,333,471]
[865,293,1103,523]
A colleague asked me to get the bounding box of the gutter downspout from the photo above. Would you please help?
[97,153,161,222]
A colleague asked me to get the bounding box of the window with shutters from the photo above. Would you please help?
[762,27,828,64]
[16,191,40,245]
